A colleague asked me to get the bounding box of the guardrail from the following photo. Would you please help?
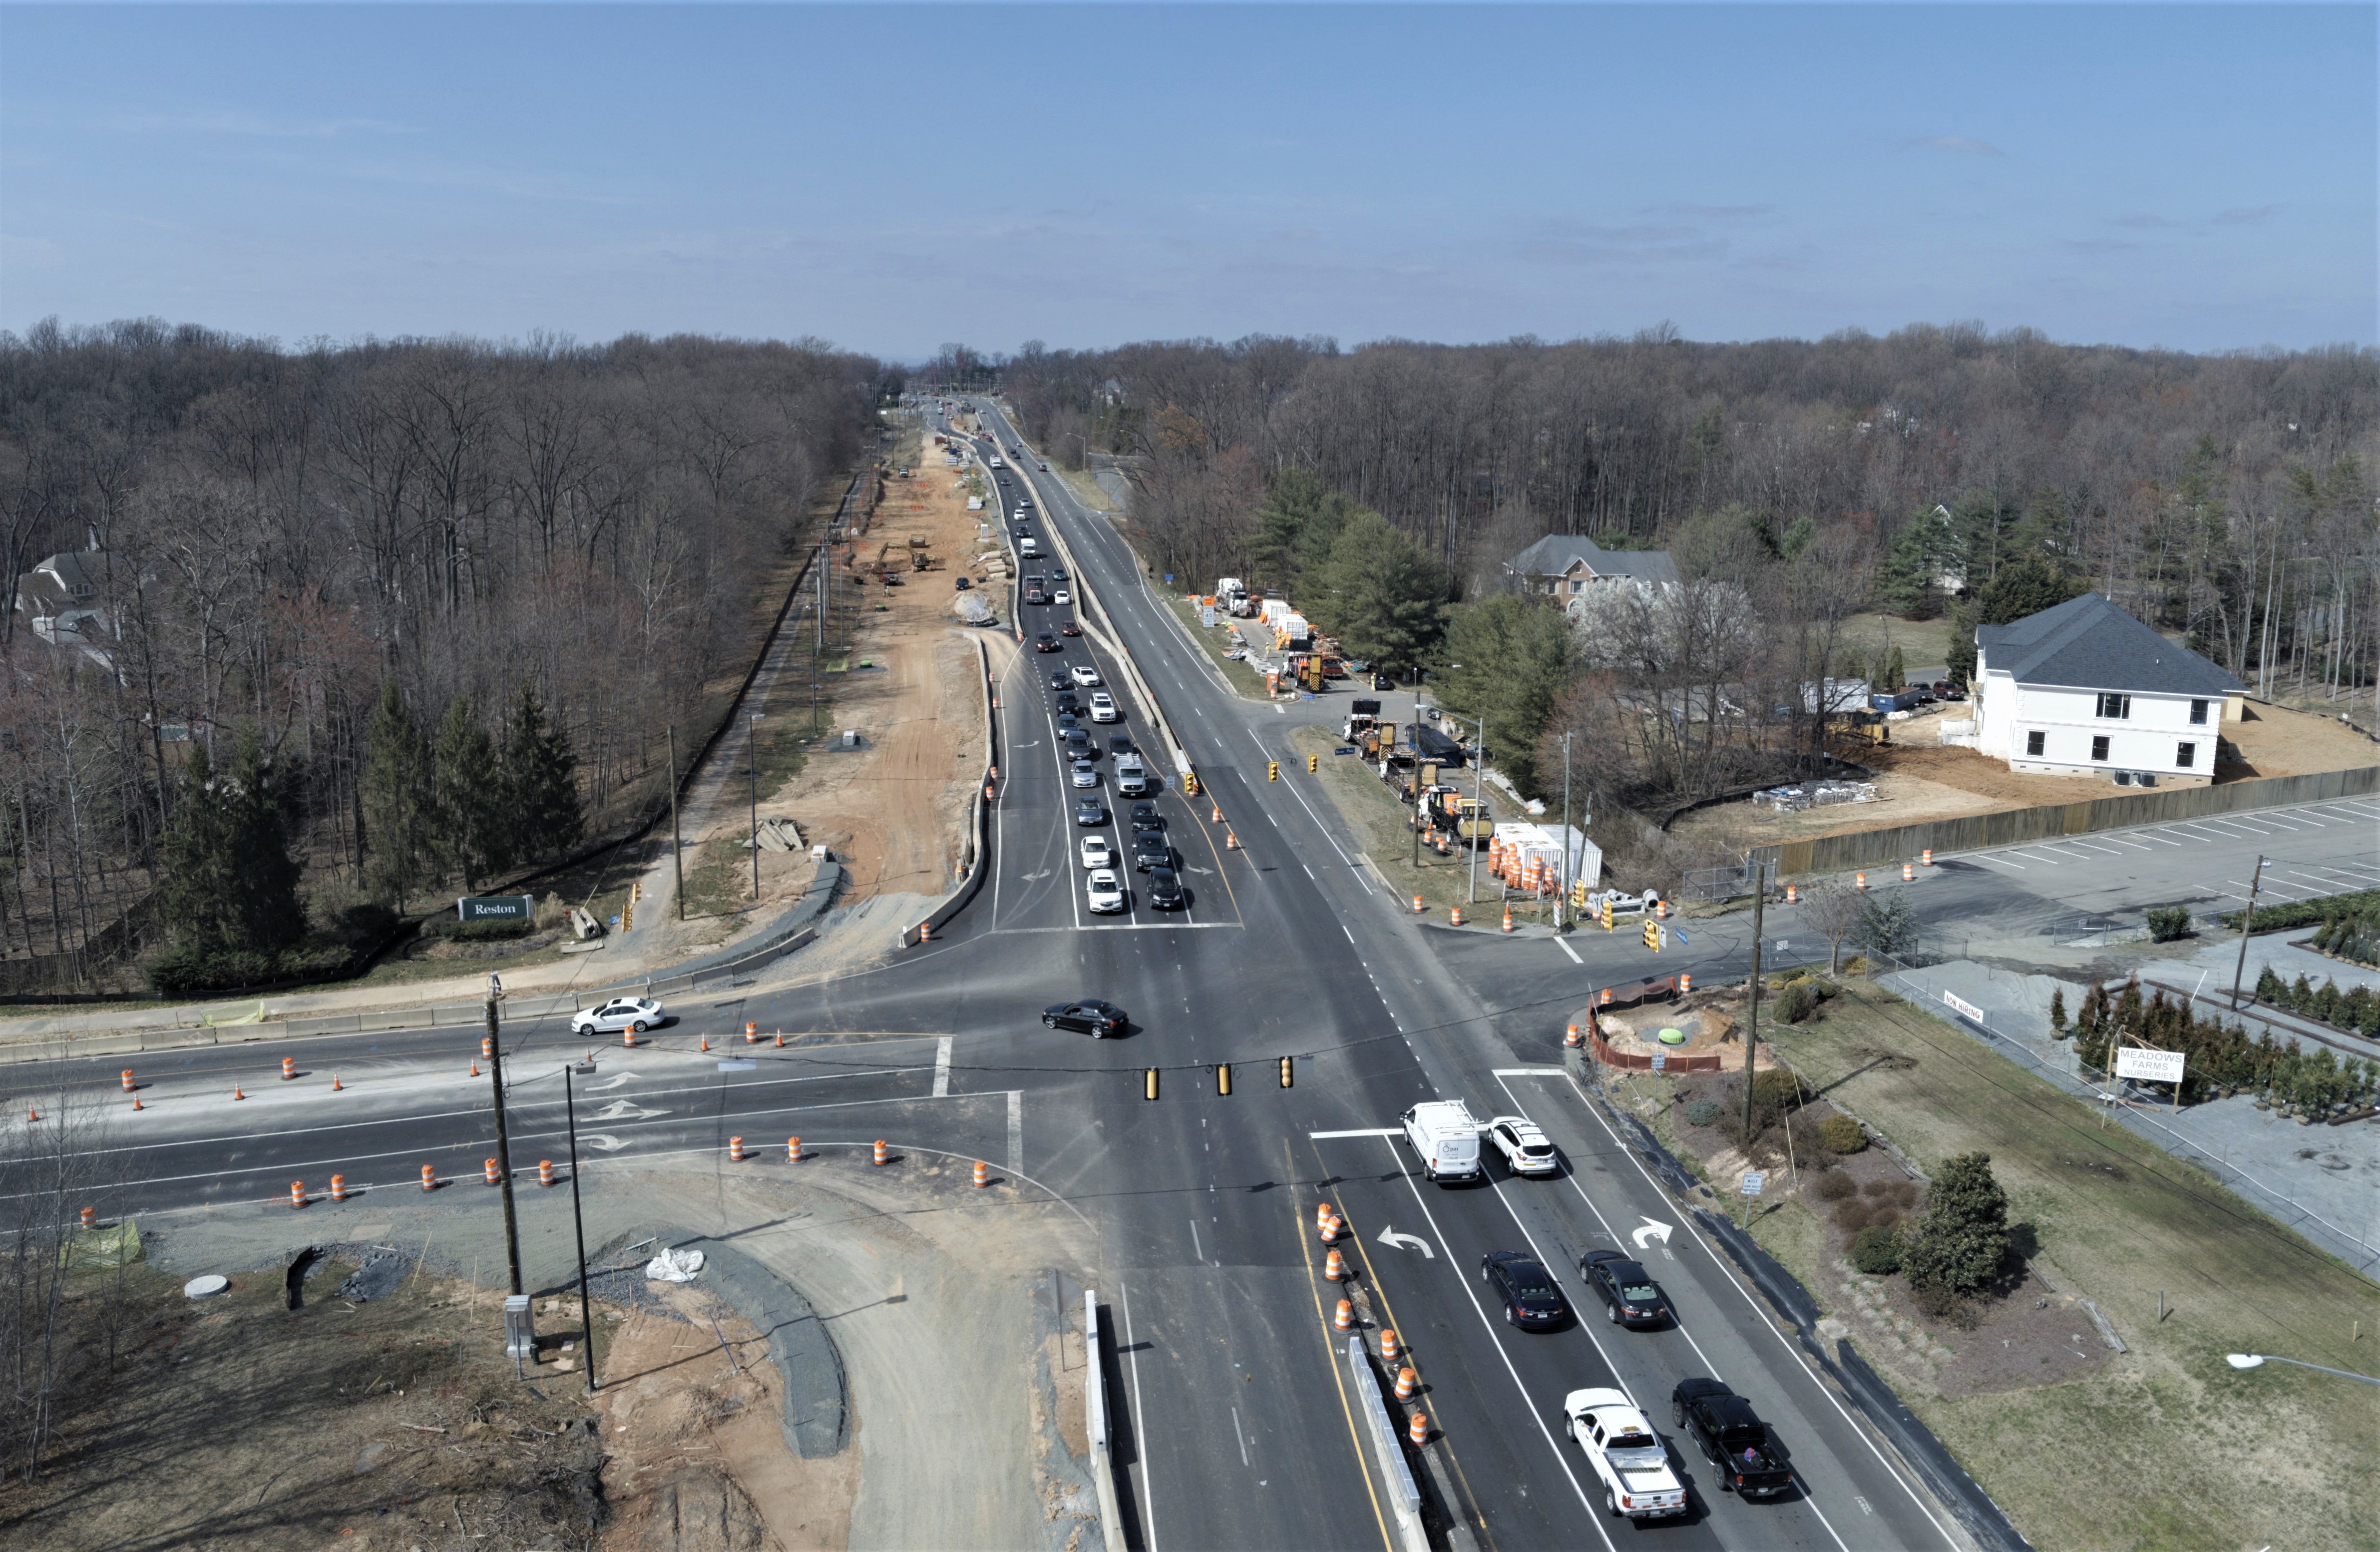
[1086,1291,1125,1552]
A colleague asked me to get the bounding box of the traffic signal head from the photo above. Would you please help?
[1307,753,1319,773]
[1216,1063,1232,1096]
[1278,1055,1294,1088]
[1268,760,1280,781]
[1643,919,1660,950]
[1144,1067,1160,1101]
[1601,901,1614,929]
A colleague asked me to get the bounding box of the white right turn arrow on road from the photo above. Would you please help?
[1631,1217,1674,1250]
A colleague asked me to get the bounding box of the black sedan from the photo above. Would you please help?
[1047,670,1069,691]
[1481,1251,1570,1329]
[1043,1000,1128,1037]
[1579,1250,1672,1329]
[1147,867,1185,910]
[1035,631,1060,652]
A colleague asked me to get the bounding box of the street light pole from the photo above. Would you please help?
[667,725,684,920]
[2226,1352,2380,1386]
[565,1062,597,1393]
[1556,731,1574,931]
[484,989,522,1297]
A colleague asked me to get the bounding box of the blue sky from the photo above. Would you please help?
[2,4,2372,357]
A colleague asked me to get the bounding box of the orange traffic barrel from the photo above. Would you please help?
[281,1056,296,1080]
[1334,1298,1354,1332]
[481,1036,492,1059]
[920,921,934,943]
[872,1138,888,1166]
[539,1159,555,1187]
[1501,907,1514,933]
[622,1028,637,1047]
[1380,1328,1401,1364]
[1449,907,1465,927]
[79,1206,94,1228]
[973,1159,990,1188]
[1856,871,1869,891]
[1922,848,1934,866]
[1320,1212,1342,1244]
[420,1165,436,1190]
[1680,974,1692,994]
[1656,900,1670,919]
[1210,804,1222,822]
[1226,831,1240,850]
[1409,1411,1429,1446]
[330,1174,348,1202]
[1565,1023,1583,1048]
[729,1136,745,1162]
[1412,895,1424,914]
[290,1180,306,1209]
[1324,1249,1349,1281]
[121,1068,135,1092]
[788,1136,802,1161]
[1316,1202,1335,1232]
[1785,884,1799,904]
[1395,1366,1419,1400]
[1599,987,1613,1005]
[482,1157,500,1186]
[745,1023,760,1043]
[1902,862,1915,882]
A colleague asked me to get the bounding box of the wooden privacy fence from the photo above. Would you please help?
[1751,764,2380,878]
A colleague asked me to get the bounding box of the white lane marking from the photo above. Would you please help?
[1189,1217,1203,1263]
[1491,1068,1567,1076]
[1379,1139,1617,1546]
[934,1036,952,1097]
[1556,936,1582,964]
[1120,1282,1160,1552]
[1344,924,1356,943]
[1307,1127,1400,1139]
[1008,1088,1023,1176]
[1232,1405,1250,1468]
[1535,1070,1962,1547]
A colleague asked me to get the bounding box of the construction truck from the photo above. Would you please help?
[1418,784,1494,847]
[1341,698,1384,743]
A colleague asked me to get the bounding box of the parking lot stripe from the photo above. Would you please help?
[1307,1127,1401,1139]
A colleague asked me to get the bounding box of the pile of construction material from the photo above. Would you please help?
[1486,821,1601,894]
[748,817,806,852]
[1751,780,1878,812]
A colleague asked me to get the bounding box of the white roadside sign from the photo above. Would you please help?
[1942,990,1986,1024]
[2115,1046,2187,1085]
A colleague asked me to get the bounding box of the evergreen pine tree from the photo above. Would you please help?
[432,696,507,888]
[221,734,306,951]
[2255,964,2283,1003]
[1901,1152,2010,1294]
[2048,987,2067,1031]
[361,681,434,911]
[1885,644,1906,691]
[502,684,583,864]
[158,741,240,950]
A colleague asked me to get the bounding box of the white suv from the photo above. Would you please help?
[1485,1115,1559,1176]
[1088,692,1120,723]
[1069,664,1102,688]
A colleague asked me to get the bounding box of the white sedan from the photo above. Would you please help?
[1055,589,1071,604]
[572,996,667,1036]
[1086,869,1127,914]
[1070,664,1102,688]
[1070,759,1099,787]
[1088,692,1121,724]
[1080,834,1114,870]
[1485,1115,1560,1176]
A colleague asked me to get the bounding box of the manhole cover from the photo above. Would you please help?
[183,1275,228,1299]
[1657,1028,1687,1045]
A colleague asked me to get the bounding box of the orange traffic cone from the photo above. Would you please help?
[330,1076,343,1092]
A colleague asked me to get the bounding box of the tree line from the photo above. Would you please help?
[0,318,887,986]
[998,326,2378,821]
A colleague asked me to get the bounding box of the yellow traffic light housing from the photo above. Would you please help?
[1278,1055,1294,1088]
[1267,760,1280,782]
[1144,1067,1160,1100]
[1216,1063,1232,1095]
[1306,753,1319,774]
[1643,919,1661,951]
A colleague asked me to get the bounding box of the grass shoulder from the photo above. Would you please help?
[1155,590,1272,700]
[1746,979,2380,1552]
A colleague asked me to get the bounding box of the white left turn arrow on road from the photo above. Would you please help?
[1376,1226,1434,1259]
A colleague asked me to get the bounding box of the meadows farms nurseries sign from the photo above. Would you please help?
[458,895,536,925]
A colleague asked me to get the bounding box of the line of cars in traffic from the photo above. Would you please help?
[1403,1098,1801,1520]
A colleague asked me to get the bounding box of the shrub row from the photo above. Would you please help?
[2220,887,2380,935]
[146,939,360,996]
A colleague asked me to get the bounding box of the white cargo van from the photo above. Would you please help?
[1113,757,1152,797]
[1019,537,1039,558]
[1402,1101,1483,1183]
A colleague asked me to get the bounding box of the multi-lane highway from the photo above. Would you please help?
[33,398,2378,1552]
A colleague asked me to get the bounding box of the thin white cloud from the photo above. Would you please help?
[1643,203,1773,219]
[2114,213,2182,229]
[2213,204,2279,225]
[100,110,414,139]
[1907,135,2004,156]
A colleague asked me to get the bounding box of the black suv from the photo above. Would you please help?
[1480,1251,1570,1330]
[1147,867,1185,910]
[1047,670,1069,691]
[1044,1000,1128,1037]
[1578,1250,1672,1329]
[1108,735,1136,758]
[1132,831,1173,872]
[1054,691,1081,715]
[1128,802,1162,830]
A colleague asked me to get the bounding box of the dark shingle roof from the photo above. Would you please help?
[1978,592,2247,697]
[1506,534,1680,586]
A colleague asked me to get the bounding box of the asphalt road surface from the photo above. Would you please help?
[31,398,2376,1552]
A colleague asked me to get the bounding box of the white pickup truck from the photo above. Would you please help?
[1564,1388,1687,1520]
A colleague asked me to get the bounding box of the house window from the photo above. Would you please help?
[2177,742,2196,769]
[2189,699,2209,725]
[2095,693,2131,720]
[1571,579,1585,593]
[2090,735,2110,762]
[2025,730,2045,757]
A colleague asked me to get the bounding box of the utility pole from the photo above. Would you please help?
[564,1062,597,1393]
[2229,854,2266,1009]
[666,725,685,920]
[1740,887,1766,1145]
[485,990,522,1297]
[1469,714,1487,905]
[1556,731,1574,932]
[1410,680,1425,873]
[749,715,763,899]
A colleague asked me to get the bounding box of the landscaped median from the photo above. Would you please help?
[1615,976,2380,1552]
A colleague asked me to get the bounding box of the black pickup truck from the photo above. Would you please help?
[1670,1379,1794,1499]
